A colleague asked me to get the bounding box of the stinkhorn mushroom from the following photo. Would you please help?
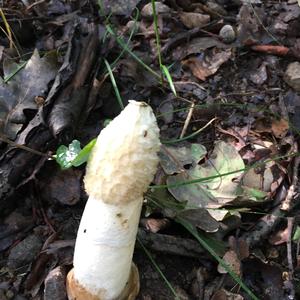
[66,101,160,300]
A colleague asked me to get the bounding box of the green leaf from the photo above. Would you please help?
[293,226,300,241]
[56,140,81,170]
[161,64,177,96]
[167,141,245,208]
[72,138,97,167]
[103,119,112,127]
[241,186,267,200]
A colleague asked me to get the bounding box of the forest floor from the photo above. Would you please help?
[1,1,300,299]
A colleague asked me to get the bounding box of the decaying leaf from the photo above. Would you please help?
[271,118,289,138]
[141,2,171,18]
[211,289,244,300]
[101,0,141,16]
[177,209,219,232]
[159,144,207,175]
[179,12,210,29]
[167,141,245,208]
[172,37,227,61]
[0,50,59,139]
[269,226,289,245]
[241,160,285,194]
[217,250,241,276]
[254,117,289,138]
[182,49,232,81]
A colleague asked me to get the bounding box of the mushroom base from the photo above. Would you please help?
[66,263,140,300]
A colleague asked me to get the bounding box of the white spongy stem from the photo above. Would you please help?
[73,196,142,299]
[72,101,160,299]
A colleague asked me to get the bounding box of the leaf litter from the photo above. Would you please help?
[0,0,300,299]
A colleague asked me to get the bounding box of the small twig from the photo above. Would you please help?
[287,217,294,276]
[251,45,289,57]
[16,155,49,189]
[25,0,46,11]
[161,20,219,56]
[179,101,195,139]
[174,81,206,91]
[249,2,281,45]
[286,217,295,299]
[0,134,52,159]
[281,144,300,211]
[163,117,217,144]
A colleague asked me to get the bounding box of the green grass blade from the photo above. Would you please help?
[137,237,180,300]
[162,117,216,144]
[105,25,160,79]
[176,217,259,300]
[151,0,162,68]
[72,138,97,167]
[161,64,177,96]
[104,59,124,110]
[4,60,27,83]
[151,151,299,189]
[110,8,140,69]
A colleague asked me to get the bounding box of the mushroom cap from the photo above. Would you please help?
[85,100,160,205]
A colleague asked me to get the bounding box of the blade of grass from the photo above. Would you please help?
[151,0,177,96]
[151,151,299,189]
[3,60,27,83]
[104,59,124,110]
[106,25,160,79]
[0,8,13,49]
[176,217,259,300]
[146,193,255,297]
[110,8,140,69]
[162,117,217,144]
[161,64,177,96]
[0,9,21,57]
[249,3,281,45]
[151,0,162,68]
[137,237,180,300]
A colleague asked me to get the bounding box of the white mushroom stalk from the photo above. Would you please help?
[66,101,160,300]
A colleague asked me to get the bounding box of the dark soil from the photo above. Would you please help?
[1,0,300,299]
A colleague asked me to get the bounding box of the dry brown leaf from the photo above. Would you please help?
[179,12,210,29]
[182,49,231,81]
[140,218,170,233]
[271,118,289,138]
[212,289,244,300]
[217,250,241,276]
[269,226,289,245]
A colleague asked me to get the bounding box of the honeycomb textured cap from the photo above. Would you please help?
[84,100,160,205]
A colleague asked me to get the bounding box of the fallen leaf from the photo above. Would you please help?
[269,226,289,245]
[177,209,219,232]
[39,167,82,206]
[167,141,245,208]
[179,12,210,29]
[0,50,59,139]
[249,62,268,85]
[159,144,207,175]
[271,118,289,138]
[217,250,241,276]
[172,37,227,61]
[182,49,232,81]
[212,289,244,300]
[140,218,170,233]
[242,160,285,194]
[141,2,171,18]
[101,0,141,15]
